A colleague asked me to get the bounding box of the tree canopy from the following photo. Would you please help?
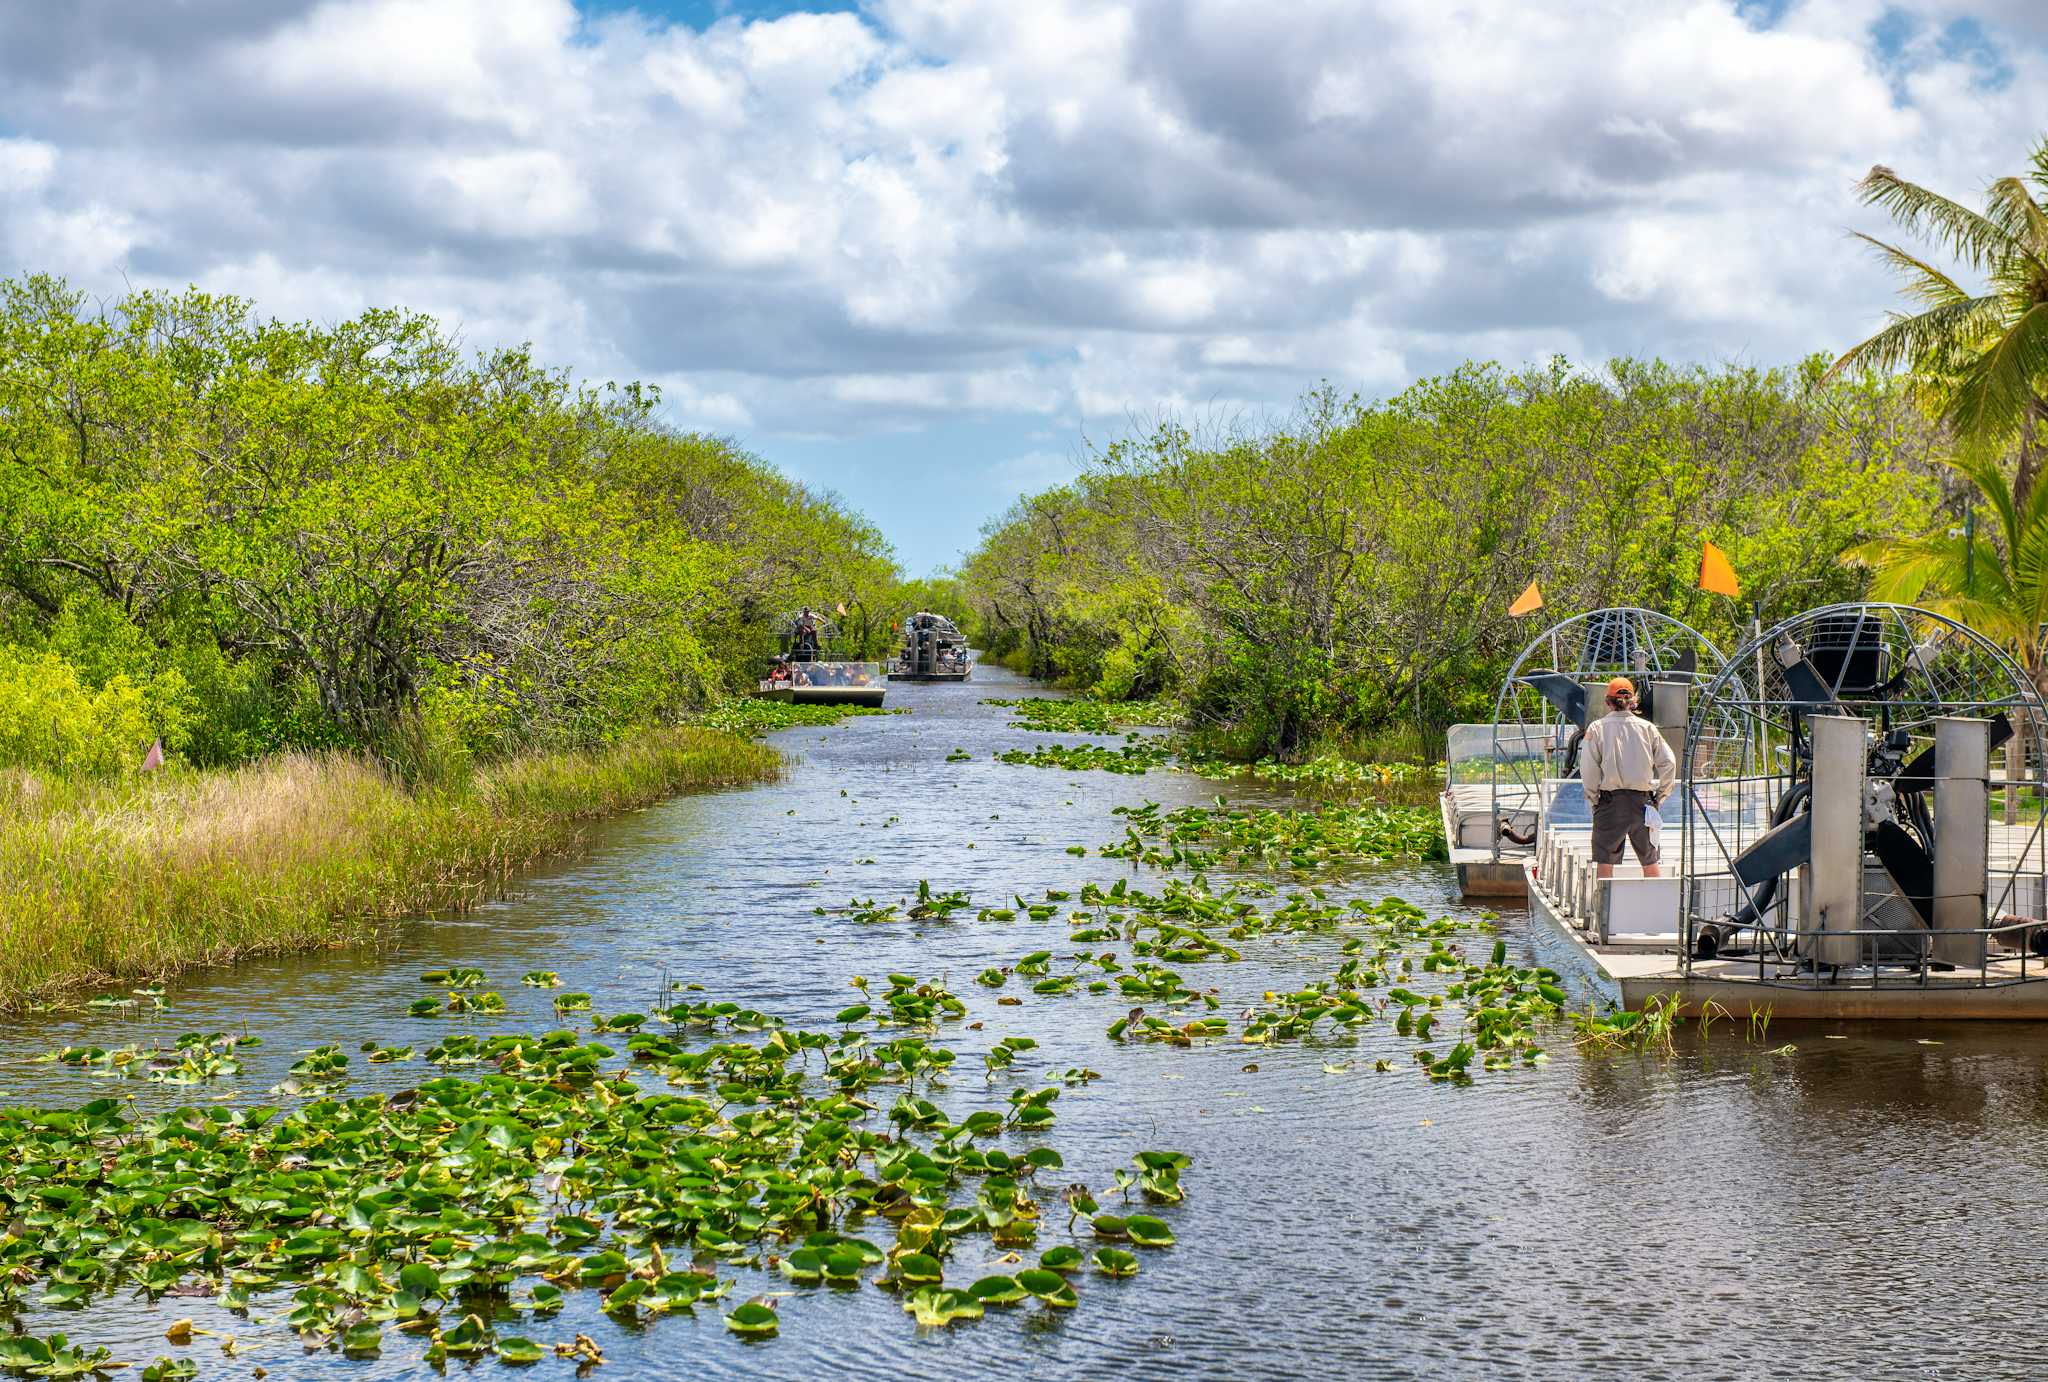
[962,358,1944,758]
[0,275,900,776]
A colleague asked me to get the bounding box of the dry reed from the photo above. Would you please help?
[0,727,780,1009]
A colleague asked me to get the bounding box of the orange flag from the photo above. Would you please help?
[1699,541,1740,598]
[1508,580,1544,617]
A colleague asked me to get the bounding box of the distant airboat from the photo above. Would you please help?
[755,610,886,708]
[888,612,973,683]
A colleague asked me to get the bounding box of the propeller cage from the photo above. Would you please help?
[1480,608,1729,862]
[1680,603,2048,984]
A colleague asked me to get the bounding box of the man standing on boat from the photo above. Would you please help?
[1580,677,1677,879]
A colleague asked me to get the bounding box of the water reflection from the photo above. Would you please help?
[8,664,2048,1380]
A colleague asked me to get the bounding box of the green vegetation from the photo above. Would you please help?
[0,728,779,1009]
[695,698,905,736]
[1179,751,1441,802]
[1830,141,2048,506]
[0,985,1189,1364]
[1101,799,1446,871]
[0,275,899,773]
[0,274,922,996]
[983,698,1179,732]
[995,738,1173,774]
[1835,144,2048,698]
[963,362,1942,759]
[1851,451,2048,696]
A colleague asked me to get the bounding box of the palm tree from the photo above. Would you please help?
[1830,139,2048,510]
[1847,452,2048,808]
[1847,452,2048,697]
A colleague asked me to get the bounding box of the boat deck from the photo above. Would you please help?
[1527,821,2048,1020]
[1442,784,1530,900]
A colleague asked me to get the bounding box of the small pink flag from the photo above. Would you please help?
[141,738,164,772]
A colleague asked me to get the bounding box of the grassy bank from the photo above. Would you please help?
[0,727,781,1010]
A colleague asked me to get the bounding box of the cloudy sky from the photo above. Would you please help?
[3,0,2046,570]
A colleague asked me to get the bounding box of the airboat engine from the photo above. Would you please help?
[1796,712,1988,968]
[1688,605,2046,972]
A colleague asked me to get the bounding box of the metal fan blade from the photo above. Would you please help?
[1520,672,1589,729]
[1892,712,2011,792]
[1732,811,1813,888]
[1781,656,1840,714]
[1869,819,1935,928]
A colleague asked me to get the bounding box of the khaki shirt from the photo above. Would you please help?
[1580,708,1677,803]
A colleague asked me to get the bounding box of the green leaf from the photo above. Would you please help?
[724,1302,779,1336]
[1092,1247,1140,1277]
[341,1321,384,1354]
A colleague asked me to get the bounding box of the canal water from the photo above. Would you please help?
[8,664,2048,1381]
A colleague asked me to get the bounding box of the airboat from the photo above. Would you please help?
[888,612,973,683]
[755,610,886,707]
[1525,602,2048,1019]
[1443,608,1726,900]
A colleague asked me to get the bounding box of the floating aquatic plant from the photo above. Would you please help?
[1102,798,1445,871]
[696,699,905,736]
[0,992,1188,1366]
[1178,750,1443,801]
[36,1031,257,1084]
[981,698,1177,733]
[995,739,1172,774]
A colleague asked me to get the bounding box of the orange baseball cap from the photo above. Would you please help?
[1604,676,1635,698]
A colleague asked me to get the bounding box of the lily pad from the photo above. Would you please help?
[1016,1267,1067,1298]
[496,1336,545,1363]
[1092,1247,1140,1277]
[1038,1245,1083,1273]
[967,1274,1028,1304]
[341,1321,384,1354]
[892,1251,943,1285]
[439,1313,494,1356]
[904,1286,984,1327]
[724,1302,779,1336]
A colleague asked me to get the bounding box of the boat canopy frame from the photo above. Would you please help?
[1484,607,1728,861]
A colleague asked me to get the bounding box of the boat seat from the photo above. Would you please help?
[1598,876,1682,944]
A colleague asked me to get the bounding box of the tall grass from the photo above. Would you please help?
[0,727,780,1009]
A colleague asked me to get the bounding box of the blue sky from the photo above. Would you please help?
[2,0,2047,572]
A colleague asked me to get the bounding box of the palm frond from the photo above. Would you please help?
[1943,301,2048,441]
[1947,451,2024,555]
[1983,176,2048,271]
[1858,165,2024,273]
[1830,295,2006,378]
[1843,536,1958,604]
[1847,231,1972,308]
[1926,595,2037,652]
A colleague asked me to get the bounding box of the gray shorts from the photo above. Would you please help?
[1590,788,1660,865]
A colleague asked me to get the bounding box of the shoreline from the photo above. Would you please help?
[0,726,782,1011]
